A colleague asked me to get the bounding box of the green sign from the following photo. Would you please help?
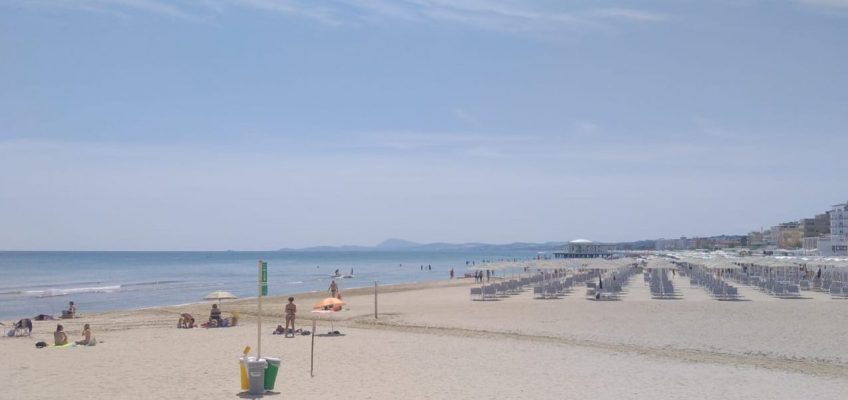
[261,261,268,296]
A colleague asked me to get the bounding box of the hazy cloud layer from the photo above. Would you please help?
[1,1,846,249]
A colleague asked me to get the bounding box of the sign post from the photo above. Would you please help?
[258,260,267,359]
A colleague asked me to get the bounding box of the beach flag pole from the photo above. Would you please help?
[258,260,267,360]
[374,281,378,319]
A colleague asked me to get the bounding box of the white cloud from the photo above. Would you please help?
[11,0,669,34]
[586,7,668,22]
[796,0,848,9]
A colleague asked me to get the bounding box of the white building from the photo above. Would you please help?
[817,202,848,256]
[554,239,615,258]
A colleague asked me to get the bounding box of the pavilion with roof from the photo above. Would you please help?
[553,239,615,259]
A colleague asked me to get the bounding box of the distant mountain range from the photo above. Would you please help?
[278,238,567,252]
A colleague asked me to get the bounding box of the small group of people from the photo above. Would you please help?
[473,269,491,283]
[53,323,95,346]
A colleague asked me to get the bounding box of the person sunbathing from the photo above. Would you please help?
[75,323,96,346]
[54,324,68,346]
[209,304,222,326]
[62,301,76,319]
[178,313,195,328]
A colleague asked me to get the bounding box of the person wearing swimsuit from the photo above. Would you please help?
[284,297,297,338]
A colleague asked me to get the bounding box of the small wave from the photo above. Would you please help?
[122,280,184,288]
[287,281,304,285]
[25,285,122,298]
[0,280,104,292]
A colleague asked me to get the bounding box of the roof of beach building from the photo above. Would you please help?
[570,239,593,244]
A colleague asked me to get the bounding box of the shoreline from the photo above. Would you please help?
[6,273,848,399]
[19,277,479,331]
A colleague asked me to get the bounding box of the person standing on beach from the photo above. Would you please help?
[284,297,296,337]
[450,268,454,279]
[329,280,338,298]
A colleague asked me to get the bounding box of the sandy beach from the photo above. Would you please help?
[2,275,847,399]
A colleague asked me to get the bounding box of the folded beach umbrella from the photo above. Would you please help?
[203,290,237,302]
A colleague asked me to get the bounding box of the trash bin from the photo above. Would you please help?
[263,357,281,390]
[239,357,254,391]
[246,358,267,395]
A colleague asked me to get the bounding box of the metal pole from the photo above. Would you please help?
[257,260,262,360]
[310,319,316,377]
[374,281,378,319]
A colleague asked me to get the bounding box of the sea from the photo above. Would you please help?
[0,250,534,321]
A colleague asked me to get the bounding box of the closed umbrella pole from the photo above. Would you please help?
[310,319,316,377]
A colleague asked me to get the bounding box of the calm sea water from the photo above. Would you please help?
[0,250,533,321]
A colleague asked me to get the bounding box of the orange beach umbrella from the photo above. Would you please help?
[313,297,345,310]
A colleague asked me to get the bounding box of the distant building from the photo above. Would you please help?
[655,238,687,251]
[747,231,765,248]
[817,202,848,256]
[554,239,615,258]
[800,213,831,238]
[772,222,802,249]
[803,236,821,251]
[762,228,775,247]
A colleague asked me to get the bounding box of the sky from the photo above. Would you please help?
[1,0,847,250]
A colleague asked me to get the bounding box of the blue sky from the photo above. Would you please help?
[1,0,846,250]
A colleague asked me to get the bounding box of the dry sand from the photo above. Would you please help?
[2,275,847,399]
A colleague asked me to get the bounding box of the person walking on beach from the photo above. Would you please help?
[329,280,338,298]
[486,269,490,282]
[450,268,454,279]
[284,297,297,337]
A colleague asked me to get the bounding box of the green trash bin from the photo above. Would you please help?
[264,357,281,390]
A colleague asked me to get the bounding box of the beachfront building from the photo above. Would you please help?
[800,213,831,238]
[747,231,766,248]
[816,202,848,256]
[772,222,803,249]
[655,237,691,251]
[554,239,615,258]
[801,212,831,254]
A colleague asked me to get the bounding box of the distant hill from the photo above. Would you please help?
[375,238,420,250]
[278,239,566,253]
